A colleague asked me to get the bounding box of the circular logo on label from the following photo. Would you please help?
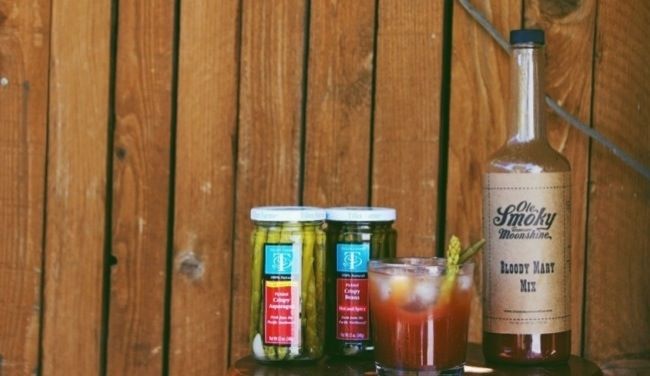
[343,251,363,270]
[273,253,292,272]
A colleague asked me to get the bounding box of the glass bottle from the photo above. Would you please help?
[482,29,571,364]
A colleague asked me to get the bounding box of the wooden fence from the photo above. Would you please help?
[0,0,648,375]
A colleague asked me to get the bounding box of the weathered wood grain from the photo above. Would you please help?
[106,0,175,374]
[524,0,597,355]
[584,0,650,363]
[169,0,239,373]
[229,0,308,363]
[0,0,49,374]
[5,0,647,371]
[43,0,112,373]
[303,0,376,206]
[373,0,444,257]
[446,0,520,345]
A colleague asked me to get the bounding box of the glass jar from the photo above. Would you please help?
[249,206,327,363]
[325,207,397,357]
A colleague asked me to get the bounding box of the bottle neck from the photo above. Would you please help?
[508,44,546,143]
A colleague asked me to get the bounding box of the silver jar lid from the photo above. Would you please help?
[251,206,326,222]
[325,207,396,222]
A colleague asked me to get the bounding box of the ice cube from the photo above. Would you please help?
[414,280,439,304]
[374,275,391,301]
[458,275,473,290]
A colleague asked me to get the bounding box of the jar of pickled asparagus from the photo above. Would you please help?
[325,207,397,357]
[249,206,327,363]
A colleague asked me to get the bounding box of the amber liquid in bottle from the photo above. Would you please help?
[482,30,571,364]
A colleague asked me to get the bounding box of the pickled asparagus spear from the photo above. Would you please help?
[315,228,326,307]
[250,226,268,341]
[276,346,289,360]
[261,289,277,360]
[267,225,282,243]
[301,224,315,329]
[293,222,316,357]
[282,222,303,359]
[313,227,326,357]
[262,226,282,360]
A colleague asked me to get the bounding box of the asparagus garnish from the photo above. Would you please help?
[447,235,462,272]
[459,239,486,264]
[441,235,485,303]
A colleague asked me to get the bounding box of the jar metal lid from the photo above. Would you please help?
[251,206,326,222]
[325,207,396,222]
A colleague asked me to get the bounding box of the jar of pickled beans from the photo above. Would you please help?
[325,207,397,357]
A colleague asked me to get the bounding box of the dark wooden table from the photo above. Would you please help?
[228,343,603,375]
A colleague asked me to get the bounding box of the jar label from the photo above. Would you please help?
[483,172,571,334]
[336,243,370,341]
[263,243,302,346]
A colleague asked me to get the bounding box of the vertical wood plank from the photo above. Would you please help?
[106,0,176,374]
[303,0,376,206]
[373,0,444,256]
[229,0,308,363]
[585,1,650,363]
[169,0,239,373]
[43,0,112,373]
[446,0,520,345]
[0,0,49,374]
[524,0,597,355]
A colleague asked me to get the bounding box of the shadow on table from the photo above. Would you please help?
[228,343,602,376]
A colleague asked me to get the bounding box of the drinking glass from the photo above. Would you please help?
[368,258,474,375]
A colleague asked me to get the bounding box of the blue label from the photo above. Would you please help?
[265,244,294,275]
[336,243,370,273]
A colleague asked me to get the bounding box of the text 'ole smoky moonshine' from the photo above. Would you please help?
[492,200,558,240]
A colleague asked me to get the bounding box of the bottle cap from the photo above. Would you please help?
[251,206,326,222]
[326,207,396,222]
[510,29,545,45]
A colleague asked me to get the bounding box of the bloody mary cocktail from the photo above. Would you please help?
[368,258,474,375]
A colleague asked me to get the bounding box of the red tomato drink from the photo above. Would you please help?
[368,258,474,375]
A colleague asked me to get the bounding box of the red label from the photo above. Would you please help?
[264,281,300,345]
[336,278,369,340]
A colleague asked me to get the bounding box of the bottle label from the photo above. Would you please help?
[336,242,370,341]
[483,172,571,334]
[263,243,302,346]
